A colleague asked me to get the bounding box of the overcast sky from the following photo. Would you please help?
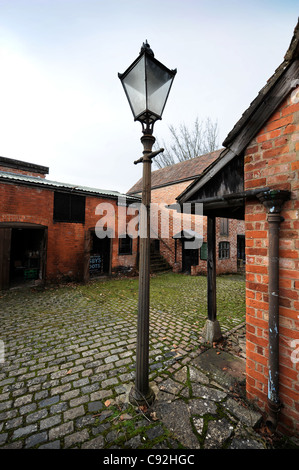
[0,0,298,193]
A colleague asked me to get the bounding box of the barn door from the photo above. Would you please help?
[40,228,48,282]
[83,229,91,283]
[0,228,12,290]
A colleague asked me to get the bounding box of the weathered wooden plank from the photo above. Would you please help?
[0,228,11,290]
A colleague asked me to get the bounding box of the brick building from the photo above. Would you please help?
[0,156,140,289]
[128,150,245,274]
[177,20,299,436]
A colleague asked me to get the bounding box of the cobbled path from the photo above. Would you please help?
[2,276,294,451]
[0,282,203,449]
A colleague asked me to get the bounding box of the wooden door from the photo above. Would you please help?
[0,228,12,290]
[40,228,48,282]
[83,229,91,283]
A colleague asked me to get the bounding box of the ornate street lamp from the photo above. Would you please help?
[118,41,176,405]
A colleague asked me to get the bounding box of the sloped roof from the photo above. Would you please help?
[0,156,49,175]
[127,149,222,195]
[0,170,140,203]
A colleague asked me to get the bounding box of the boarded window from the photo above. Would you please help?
[220,218,229,236]
[53,192,85,223]
[219,241,230,259]
[119,235,132,255]
[200,241,208,260]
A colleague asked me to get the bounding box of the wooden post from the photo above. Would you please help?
[202,216,222,342]
[207,216,216,322]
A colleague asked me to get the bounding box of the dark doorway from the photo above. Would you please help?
[237,235,245,271]
[10,227,46,286]
[0,224,47,289]
[182,239,199,273]
[89,231,111,277]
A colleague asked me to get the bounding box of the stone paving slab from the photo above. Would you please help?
[0,281,297,451]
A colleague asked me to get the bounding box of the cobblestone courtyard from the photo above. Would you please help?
[0,272,265,450]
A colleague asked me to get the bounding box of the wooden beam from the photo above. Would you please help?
[207,216,216,322]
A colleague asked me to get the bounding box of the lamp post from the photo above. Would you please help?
[118,41,176,405]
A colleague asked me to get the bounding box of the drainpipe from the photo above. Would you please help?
[257,189,290,429]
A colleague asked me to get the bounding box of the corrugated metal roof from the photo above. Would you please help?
[0,170,140,202]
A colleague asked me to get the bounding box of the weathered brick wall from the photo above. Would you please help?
[151,184,245,274]
[0,182,138,282]
[244,87,299,436]
[0,166,47,178]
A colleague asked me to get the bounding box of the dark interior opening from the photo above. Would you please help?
[9,228,44,286]
[89,232,111,277]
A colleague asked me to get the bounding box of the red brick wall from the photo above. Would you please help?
[150,184,245,274]
[0,166,47,178]
[244,87,299,436]
[0,182,138,282]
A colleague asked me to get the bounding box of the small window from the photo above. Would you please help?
[219,241,230,259]
[200,242,208,260]
[220,218,229,236]
[119,235,132,255]
[53,192,85,223]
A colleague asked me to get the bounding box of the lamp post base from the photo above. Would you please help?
[202,319,222,343]
[129,385,155,407]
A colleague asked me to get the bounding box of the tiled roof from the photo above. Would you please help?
[127,149,223,194]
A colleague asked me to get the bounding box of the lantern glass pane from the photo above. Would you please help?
[122,55,146,119]
[146,57,173,117]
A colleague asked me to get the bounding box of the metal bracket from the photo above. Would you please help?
[134,148,164,165]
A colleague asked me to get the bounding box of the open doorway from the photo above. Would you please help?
[237,235,245,272]
[0,223,47,290]
[88,230,111,278]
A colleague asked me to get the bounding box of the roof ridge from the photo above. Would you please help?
[127,148,223,194]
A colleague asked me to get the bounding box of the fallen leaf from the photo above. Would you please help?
[150,411,158,421]
[139,405,148,413]
[104,400,111,407]
[66,369,72,375]
[216,351,221,355]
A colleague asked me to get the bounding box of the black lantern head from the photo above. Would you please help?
[118,41,177,134]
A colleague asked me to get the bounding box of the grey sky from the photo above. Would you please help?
[0,0,298,193]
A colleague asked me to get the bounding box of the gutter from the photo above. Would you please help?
[174,187,271,211]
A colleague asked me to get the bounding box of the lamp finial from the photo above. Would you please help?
[140,40,154,56]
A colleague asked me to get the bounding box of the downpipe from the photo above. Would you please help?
[266,211,283,430]
[257,190,290,430]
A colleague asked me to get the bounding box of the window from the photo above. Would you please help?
[219,241,230,259]
[53,192,85,223]
[200,242,208,260]
[220,218,229,236]
[119,235,132,255]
